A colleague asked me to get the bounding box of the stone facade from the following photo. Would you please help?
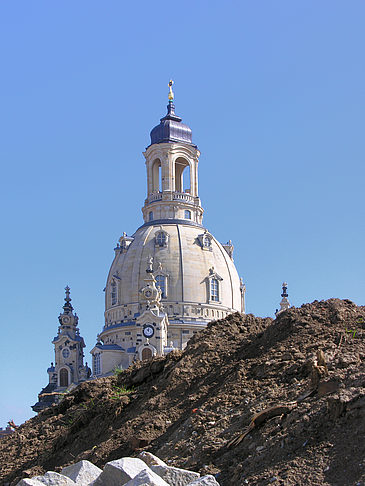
[32,288,91,412]
[90,92,246,376]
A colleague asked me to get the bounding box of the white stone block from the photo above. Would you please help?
[94,457,152,486]
[151,465,200,486]
[16,479,44,486]
[138,452,168,468]
[124,469,169,486]
[61,460,102,484]
[33,472,76,485]
[186,475,220,485]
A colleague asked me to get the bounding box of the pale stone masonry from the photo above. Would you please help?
[90,87,246,376]
[32,287,91,412]
[16,453,220,485]
[31,86,246,410]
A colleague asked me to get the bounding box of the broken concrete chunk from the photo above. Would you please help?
[151,465,200,486]
[138,451,168,468]
[61,460,102,484]
[124,468,170,486]
[33,472,76,485]
[186,475,221,485]
[94,457,152,485]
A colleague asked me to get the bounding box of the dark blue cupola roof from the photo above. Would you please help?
[150,101,194,146]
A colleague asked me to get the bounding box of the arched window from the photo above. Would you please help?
[59,368,69,387]
[149,211,153,221]
[210,278,219,302]
[184,210,191,220]
[142,348,153,361]
[152,159,162,192]
[174,157,190,193]
[155,231,168,247]
[111,281,117,306]
[199,232,213,251]
[155,275,166,298]
[93,353,101,375]
[203,235,211,247]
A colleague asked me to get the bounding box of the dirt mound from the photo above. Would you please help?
[1,299,365,486]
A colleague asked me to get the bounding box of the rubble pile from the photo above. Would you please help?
[1,299,364,486]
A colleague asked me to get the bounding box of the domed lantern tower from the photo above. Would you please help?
[142,81,203,225]
[91,82,245,376]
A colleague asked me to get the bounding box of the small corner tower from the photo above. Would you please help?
[53,286,87,387]
[32,287,90,412]
[275,282,290,316]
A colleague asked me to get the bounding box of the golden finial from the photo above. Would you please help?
[168,79,174,101]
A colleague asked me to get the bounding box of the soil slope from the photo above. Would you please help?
[1,299,364,486]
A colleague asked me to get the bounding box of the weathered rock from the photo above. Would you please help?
[94,457,152,485]
[186,475,220,485]
[151,465,200,485]
[61,460,102,484]
[16,457,205,486]
[123,469,169,486]
[16,479,44,486]
[33,472,76,485]
[138,451,168,468]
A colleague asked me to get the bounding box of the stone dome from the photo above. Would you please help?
[103,221,242,332]
[91,86,245,376]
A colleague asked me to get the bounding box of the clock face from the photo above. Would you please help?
[62,348,70,359]
[144,289,152,298]
[143,324,154,338]
[62,316,70,324]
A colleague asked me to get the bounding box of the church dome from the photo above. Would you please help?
[150,101,194,146]
[91,82,245,376]
[104,221,242,332]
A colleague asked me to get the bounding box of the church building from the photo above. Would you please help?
[33,82,246,409]
[90,82,245,376]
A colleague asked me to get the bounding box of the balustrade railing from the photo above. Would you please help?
[147,192,163,203]
[172,192,195,203]
[147,191,195,204]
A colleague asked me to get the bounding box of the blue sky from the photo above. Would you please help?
[0,1,364,428]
